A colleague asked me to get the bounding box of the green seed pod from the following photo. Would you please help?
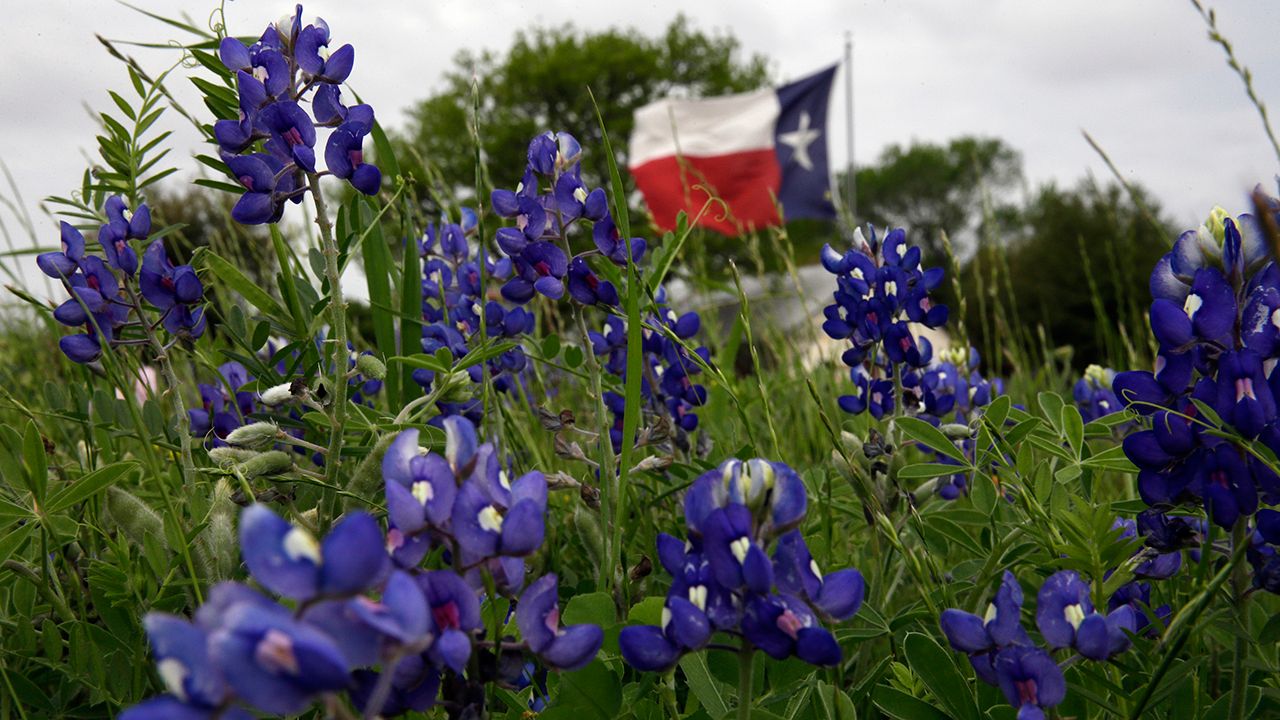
[208,446,260,467]
[225,422,280,450]
[940,423,975,440]
[200,478,238,579]
[572,503,605,573]
[235,450,293,479]
[355,354,387,381]
[105,487,165,548]
[344,432,397,510]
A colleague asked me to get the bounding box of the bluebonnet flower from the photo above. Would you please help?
[126,413,602,719]
[1035,570,1135,661]
[590,288,710,452]
[1074,364,1121,423]
[822,225,949,419]
[620,458,864,671]
[216,5,380,224]
[411,209,530,423]
[1117,198,1280,564]
[516,574,605,671]
[940,569,1136,720]
[42,196,205,364]
[902,346,1005,499]
[491,131,643,305]
[239,504,389,601]
[100,195,147,275]
[939,571,1030,683]
[190,362,256,448]
[140,240,206,338]
[325,120,381,195]
[993,646,1066,720]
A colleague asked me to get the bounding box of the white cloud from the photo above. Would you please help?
[2,0,1279,297]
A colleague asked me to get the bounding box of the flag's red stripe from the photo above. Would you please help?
[630,150,782,235]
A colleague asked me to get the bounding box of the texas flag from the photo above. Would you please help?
[628,64,837,235]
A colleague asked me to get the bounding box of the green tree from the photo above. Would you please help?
[397,15,770,203]
[952,179,1173,374]
[841,137,1023,261]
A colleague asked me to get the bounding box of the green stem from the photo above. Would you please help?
[1228,518,1250,720]
[2,561,74,623]
[737,643,755,720]
[123,282,195,487]
[573,303,617,594]
[308,173,349,525]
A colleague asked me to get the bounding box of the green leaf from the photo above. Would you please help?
[397,211,423,408]
[22,421,47,502]
[358,198,399,402]
[680,652,731,719]
[1061,405,1084,459]
[542,334,561,359]
[541,660,621,718]
[627,595,665,626]
[0,523,35,566]
[197,248,288,321]
[897,463,966,481]
[564,345,585,369]
[902,632,979,720]
[983,394,1012,430]
[896,416,969,464]
[370,120,402,180]
[814,682,857,720]
[970,470,997,515]
[46,462,138,514]
[562,591,616,628]
[871,686,949,720]
[389,354,451,374]
[1037,391,1065,431]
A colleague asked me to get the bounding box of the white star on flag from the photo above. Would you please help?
[778,110,820,171]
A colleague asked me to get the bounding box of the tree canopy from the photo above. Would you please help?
[845,136,1024,261]
[397,15,771,201]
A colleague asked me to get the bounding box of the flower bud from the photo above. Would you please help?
[940,423,974,440]
[355,354,386,381]
[436,369,474,403]
[225,422,280,450]
[235,450,293,479]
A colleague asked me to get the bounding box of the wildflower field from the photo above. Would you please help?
[2,4,1280,720]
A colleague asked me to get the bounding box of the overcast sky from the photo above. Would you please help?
[3,0,1280,301]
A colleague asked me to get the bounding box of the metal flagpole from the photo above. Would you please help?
[844,31,856,223]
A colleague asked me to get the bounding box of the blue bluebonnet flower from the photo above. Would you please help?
[42,196,205,364]
[992,646,1066,720]
[100,196,147,275]
[1117,199,1280,566]
[216,5,380,224]
[411,209,531,424]
[189,362,256,448]
[140,240,206,338]
[491,131,643,305]
[821,225,949,418]
[1074,364,1121,423]
[903,346,1005,500]
[516,574,605,671]
[590,288,710,452]
[621,458,864,671]
[127,414,602,719]
[939,569,1137,719]
[1034,570,1134,661]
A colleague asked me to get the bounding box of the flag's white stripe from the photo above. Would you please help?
[628,88,780,168]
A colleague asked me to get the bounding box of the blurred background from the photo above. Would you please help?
[1,0,1279,372]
